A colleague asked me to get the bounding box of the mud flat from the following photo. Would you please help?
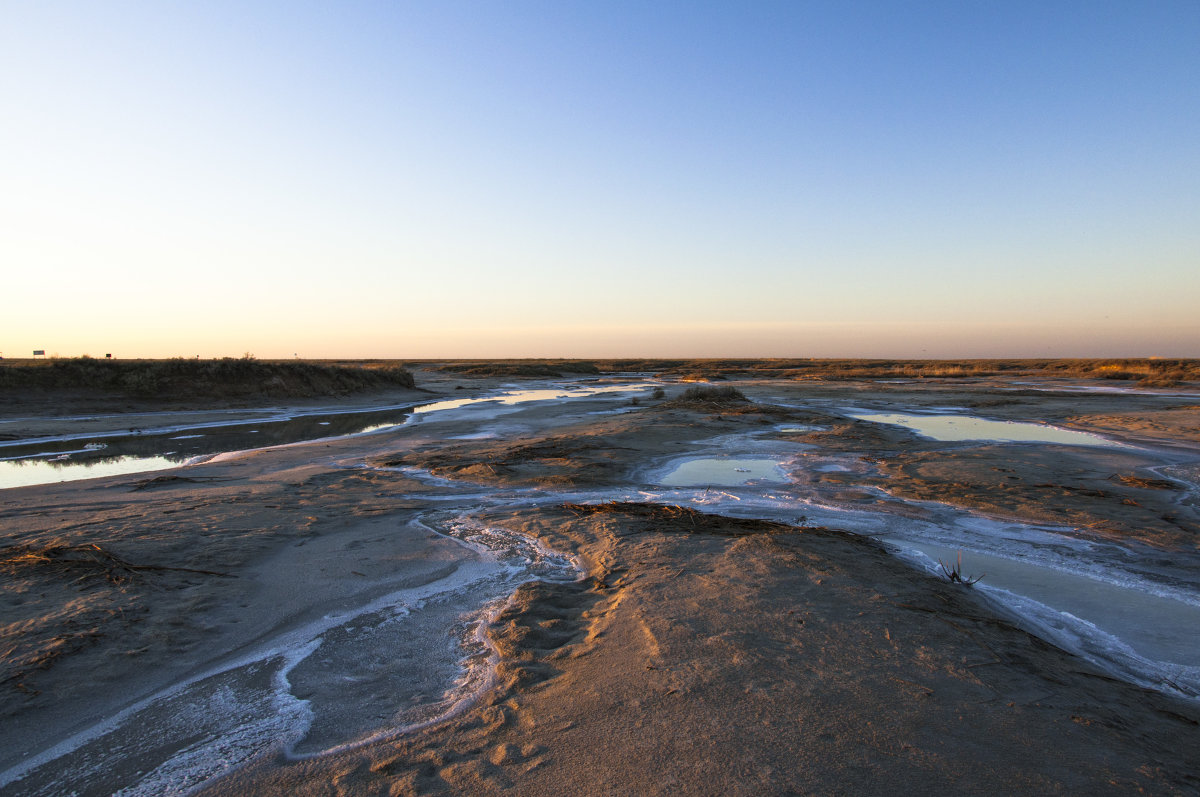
[2,372,1199,794]
[211,504,1200,796]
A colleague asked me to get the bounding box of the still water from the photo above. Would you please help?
[0,405,417,489]
[852,412,1126,447]
[657,457,788,487]
[0,382,654,489]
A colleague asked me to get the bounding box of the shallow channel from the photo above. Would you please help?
[0,382,654,489]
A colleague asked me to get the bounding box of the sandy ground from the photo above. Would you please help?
[210,505,1200,796]
[2,374,1199,794]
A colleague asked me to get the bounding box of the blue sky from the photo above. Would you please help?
[3,1,1197,358]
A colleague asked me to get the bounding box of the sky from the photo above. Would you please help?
[2,1,1197,359]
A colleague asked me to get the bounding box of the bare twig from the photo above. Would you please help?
[938,550,984,586]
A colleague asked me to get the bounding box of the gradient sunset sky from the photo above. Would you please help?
[3,2,1197,359]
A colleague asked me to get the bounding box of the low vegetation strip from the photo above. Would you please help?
[423,358,1199,386]
[0,357,415,399]
[662,385,750,408]
[436,360,600,377]
[592,358,1200,386]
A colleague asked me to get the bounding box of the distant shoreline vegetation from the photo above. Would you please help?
[431,358,1199,387]
[2,357,1196,398]
[0,356,415,399]
[437,361,600,378]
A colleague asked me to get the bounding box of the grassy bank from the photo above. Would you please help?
[0,357,415,400]
[426,358,1199,386]
[599,358,1200,385]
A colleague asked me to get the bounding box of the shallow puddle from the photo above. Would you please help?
[852,412,1125,447]
[657,458,787,487]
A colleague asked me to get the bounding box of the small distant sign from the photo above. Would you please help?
[33,350,45,357]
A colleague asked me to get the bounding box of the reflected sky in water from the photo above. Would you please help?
[413,383,650,416]
[852,412,1126,447]
[0,382,653,489]
[0,456,179,489]
[658,457,787,487]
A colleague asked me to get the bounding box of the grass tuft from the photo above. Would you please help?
[938,550,984,586]
[661,385,750,409]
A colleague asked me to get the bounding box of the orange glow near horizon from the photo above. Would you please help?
[8,321,1196,362]
[3,4,1197,360]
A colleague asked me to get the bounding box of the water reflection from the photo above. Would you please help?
[412,383,651,417]
[0,456,180,489]
[852,412,1126,447]
[0,381,654,489]
[0,405,416,489]
[658,457,787,487]
[899,540,1200,671]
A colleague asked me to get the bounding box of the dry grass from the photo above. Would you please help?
[662,385,750,408]
[938,550,984,586]
[417,358,1200,385]
[0,356,415,398]
[436,360,600,377]
[599,358,1200,384]
[8,357,1194,399]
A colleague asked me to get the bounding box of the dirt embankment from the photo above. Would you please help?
[0,358,416,405]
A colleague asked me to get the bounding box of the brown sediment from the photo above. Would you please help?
[863,446,1200,550]
[1066,407,1200,446]
[0,446,470,769]
[202,503,1200,796]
